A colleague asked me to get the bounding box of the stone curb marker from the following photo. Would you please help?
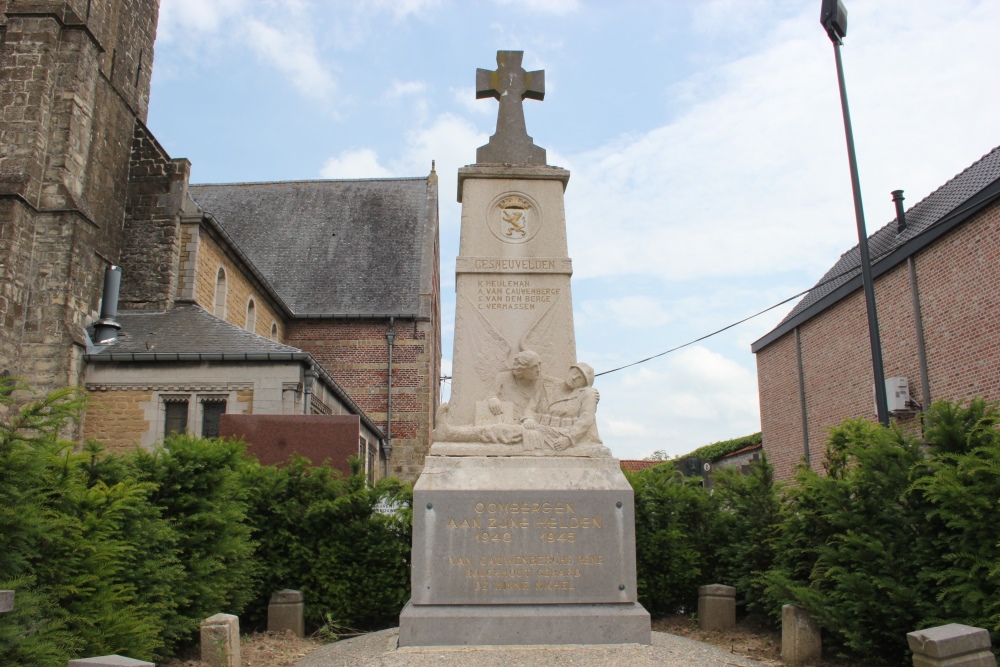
[698,584,736,631]
[201,613,241,667]
[907,623,996,667]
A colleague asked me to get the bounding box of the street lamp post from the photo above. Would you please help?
[820,0,890,426]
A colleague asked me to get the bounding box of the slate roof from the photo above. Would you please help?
[189,178,434,317]
[86,304,304,359]
[753,145,1000,352]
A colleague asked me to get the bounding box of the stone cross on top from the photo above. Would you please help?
[476,51,546,165]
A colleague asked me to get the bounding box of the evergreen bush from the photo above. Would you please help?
[242,456,412,633]
[711,452,781,620]
[628,462,720,615]
[761,419,929,663]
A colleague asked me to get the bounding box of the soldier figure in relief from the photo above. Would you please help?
[435,361,606,455]
[522,363,602,451]
[487,350,551,420]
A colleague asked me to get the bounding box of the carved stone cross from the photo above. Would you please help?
[476,51,546,165]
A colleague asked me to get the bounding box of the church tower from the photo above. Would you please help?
[0,0,161,391]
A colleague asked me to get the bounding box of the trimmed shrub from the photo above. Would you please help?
[909,399,1000,635]
[711,452,781,619]
[628,462,720,615]
[242,456,412,632]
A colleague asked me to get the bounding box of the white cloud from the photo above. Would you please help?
[320,149,393,179]
[361,0,443,19]
[577,296,674,330]
[493,0,580,16]
[384,80,427,99]
[563,0,1000,286]
[156,0,248,42]
[453,87,494,116]
[597,346,760,460]
[243,19,337,102]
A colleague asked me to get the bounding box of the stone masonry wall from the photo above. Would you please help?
[83,387,152,451]
[756,200,1000,481]
[285,317,437,482]
[0,0,161,391]
[194,230,287,341]
[118,123,189,310]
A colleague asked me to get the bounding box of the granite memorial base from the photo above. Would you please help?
[399,455,651,647]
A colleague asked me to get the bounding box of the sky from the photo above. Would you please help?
[147,0,1000,460]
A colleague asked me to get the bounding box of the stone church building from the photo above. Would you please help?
[0,0,441,482]
[753,145,1000,480]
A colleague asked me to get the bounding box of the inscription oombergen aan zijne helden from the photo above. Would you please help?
[439,498,615,596]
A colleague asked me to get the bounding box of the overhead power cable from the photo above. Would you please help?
[594,239,904,377]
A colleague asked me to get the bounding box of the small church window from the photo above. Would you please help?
[201,399,227,438]
[271,321,278,340]
[214,267,227,319]
[164,400,188,438]
[246,299,257,333]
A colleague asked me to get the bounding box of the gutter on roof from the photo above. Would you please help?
[83,350,386,440]
[752,175,1000,353]
[292,312,423,320]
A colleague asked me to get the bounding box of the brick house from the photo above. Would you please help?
[0,1,442,482]
[752,145,1000,480]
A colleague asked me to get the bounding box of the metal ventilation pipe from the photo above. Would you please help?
[94,265,123,344]
[892,190,907,232]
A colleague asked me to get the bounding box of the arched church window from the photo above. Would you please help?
[214,267,227,319]
[271,321,278,340]
[246,298,257,333]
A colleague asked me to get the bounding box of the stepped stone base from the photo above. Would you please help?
[399,601,650,646]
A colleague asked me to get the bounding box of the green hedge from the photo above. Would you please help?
[0,384,411,666]
[3,382,999,667]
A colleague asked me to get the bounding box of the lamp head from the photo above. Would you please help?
[820,0,848,41]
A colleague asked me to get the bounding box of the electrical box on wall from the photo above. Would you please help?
[875,377,911,414]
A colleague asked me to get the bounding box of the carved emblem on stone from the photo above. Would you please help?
[491,194,539,244]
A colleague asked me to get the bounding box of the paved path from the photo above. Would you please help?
[296,629,777,667]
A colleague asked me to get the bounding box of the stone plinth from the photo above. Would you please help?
[268,589,305,637]
[67,657,153,667]
[0,590,12,613]
[782,604,821,665]
[201,613,240,667]
[907,624,996,667]
[399,455,650,646]
[698,584,736,631]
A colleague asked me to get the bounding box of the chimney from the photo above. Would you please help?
[891,190,907,233]
[94,265,123,344]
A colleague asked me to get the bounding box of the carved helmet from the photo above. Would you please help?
[569,362,595,387]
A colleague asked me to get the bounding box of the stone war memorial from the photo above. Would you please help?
[398,51,651,646]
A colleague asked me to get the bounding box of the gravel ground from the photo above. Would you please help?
[295,629,778,667]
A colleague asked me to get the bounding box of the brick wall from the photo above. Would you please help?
[756,331,805,480]
[756,200,1000,480]
[286,317,437,482]
[194,231,286,341]
[84,387,153,452]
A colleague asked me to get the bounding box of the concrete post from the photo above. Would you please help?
[67,657,154,667]
[907,624,996,667]
[782,604,822,665]
[0,590,13,613]
[268,589,305,637]
[697,584,736,631]
[200,613,241,667]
